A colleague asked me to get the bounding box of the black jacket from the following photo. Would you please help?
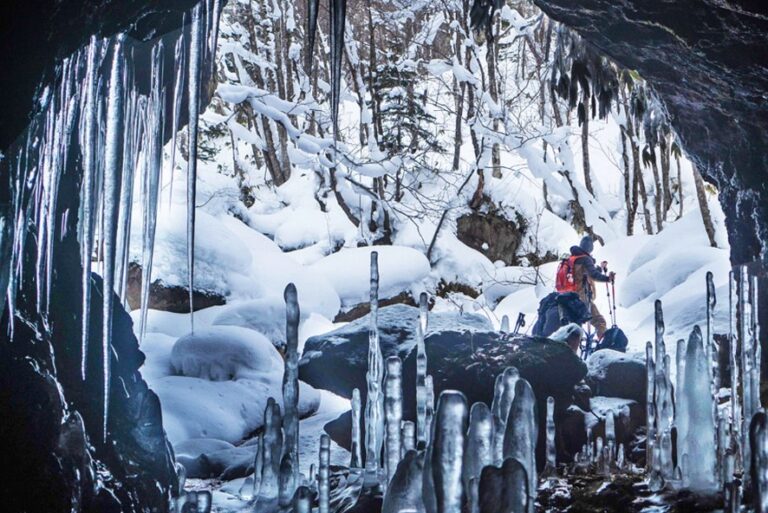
[569,245,611,283]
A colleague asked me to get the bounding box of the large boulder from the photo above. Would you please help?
[299,304,492,401]
[586,350,647,405]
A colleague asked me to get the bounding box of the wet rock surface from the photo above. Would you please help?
[126,262,226,313]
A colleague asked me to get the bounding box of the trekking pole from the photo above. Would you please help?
[610,278,618,326]
[602,261,618,327]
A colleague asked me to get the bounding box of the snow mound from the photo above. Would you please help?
[308,245,431,307]
[586,350,645,382]
[482,266,539,307]
[171,326,282,381]
[174,438,236,460]
[212,298,309,350]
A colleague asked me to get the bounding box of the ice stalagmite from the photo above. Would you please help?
[259,399,283,500]
[101,34,127,440]
[749,275,761,414]
[293,486,313,513]
[385,356,403,487]
[645,341,656,472]
[278,452,297,507]
[402,421,416,456]
[139,40,165,341]
[319,434,331,513]
[477,458,527,513]
[186,2,203,330]
[417,292,429,445]
[167,22,186,210]
[751,411,768,513]
[425,375,435,445]
[365,251,384,486]
[605,409,615,466]
[503,378,537,513]
[351,388,363,468]
[382,450,425,513]
[283,283,301,491]
[238,433,262,500]
[463,402,494,503]
[681,325,717,489]
[500,315,510,334]
[491,367,519,465]
[729,270,742,463]
[706,271,718,391]
[423,391,468,513]
[543,396,557,477]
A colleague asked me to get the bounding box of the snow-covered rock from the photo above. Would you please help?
[308,246,431,308]
[586,350,647,405]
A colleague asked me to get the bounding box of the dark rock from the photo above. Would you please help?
[126,262,226,313]
[560,397,644,462]
[586,350,647,405]
[300,304,492,401]
[457,210,525,265]
[333,291,417,323]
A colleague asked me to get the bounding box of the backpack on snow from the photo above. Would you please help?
[532,291,592,338]
[555,255,583,293]
[595,326,629,353]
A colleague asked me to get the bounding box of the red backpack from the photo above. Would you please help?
[555,255,582,293]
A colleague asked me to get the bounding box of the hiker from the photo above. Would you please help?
[549,323,585,354]
[556,235,615,340]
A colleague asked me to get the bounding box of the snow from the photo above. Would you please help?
[170,326,281,380]
[308,245,431,308]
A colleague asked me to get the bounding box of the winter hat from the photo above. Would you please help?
[579,235,594,254]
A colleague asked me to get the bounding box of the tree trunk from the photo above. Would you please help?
[660,135,673,219]
[620,125,634,235]
[692,164,717,248]
[676,153,684,220]
[648,147,663,232]
[581,91,594,195]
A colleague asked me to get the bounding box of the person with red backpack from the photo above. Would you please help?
[555,236,615,340]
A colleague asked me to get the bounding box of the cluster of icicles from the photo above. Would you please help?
[213,255,767,513]
[0,0,221,440]
[644,267,765,511]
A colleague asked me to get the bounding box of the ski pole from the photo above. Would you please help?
[611,279,618,326]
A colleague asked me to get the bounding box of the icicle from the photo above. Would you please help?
[660,429,674,480]
[463,402,494,503]
[186,2,203,330]
[401,421,416,457]
[416,291,429,445]
[423,390,468,513]
[384,356,403,488]
[491,367,519,465]
[681,326,718,489]
[79,36,102,380]
[654,300,665,369]
[259,399,282,501]
[328,0,347,143]
[616,443,626,471]
[351,388,362,468]
[675,338,687,464]
[364,251,384,486]
[750,411,768,513]
[594,437,604,468]
[318,434,330,513]
[283,283,301,491]
[648,433,663,491]
[101,34,127,441]
[656,355,674,438]
[750,274,761,414]
[167,20,186,211]
[477,457,528,513]
[740,267,754,422]
[503,378,537,513]
[139,40,166,341]
[543,396,557,477]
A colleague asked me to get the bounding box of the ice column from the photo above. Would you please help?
[503,378,537,513]
[351,388,363,469]
[401,421,416,456]
[645,341,656,472]
[423,391,468,513]
[283,283,301,491]
[384,356,403,487]
[319,434,330,513]
[365,251,384,486]
[425,375,435,446]
[278,452,297,507]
